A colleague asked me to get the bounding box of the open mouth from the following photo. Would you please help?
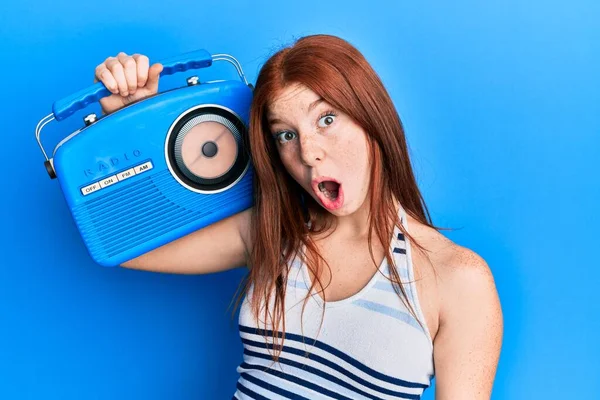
[317,181,340,200]
[313,178,344,210]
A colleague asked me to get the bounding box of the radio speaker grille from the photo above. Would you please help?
[71,168,252,260]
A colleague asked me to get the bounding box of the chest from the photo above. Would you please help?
[306,234,440,341]
[306,237,387,302]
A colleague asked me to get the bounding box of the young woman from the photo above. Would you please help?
[94,34,503,399]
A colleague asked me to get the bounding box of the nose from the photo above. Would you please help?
[299,132,325,166]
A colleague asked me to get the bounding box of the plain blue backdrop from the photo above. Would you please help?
[1,0,598,399]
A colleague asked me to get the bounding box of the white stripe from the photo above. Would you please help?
[238,368,331,399]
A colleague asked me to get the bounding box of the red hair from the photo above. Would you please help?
[232,34,445,361]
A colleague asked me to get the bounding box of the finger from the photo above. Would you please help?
[146,63,163,93]
[117,52,138,95]
[106,57,129,96]
[132,54,150,88]
[94,64,119,94]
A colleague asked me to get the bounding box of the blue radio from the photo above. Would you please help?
[35,49,255,267]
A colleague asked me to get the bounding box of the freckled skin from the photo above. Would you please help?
[268,83,371,217]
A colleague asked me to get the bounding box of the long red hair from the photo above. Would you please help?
[232,34,445,361]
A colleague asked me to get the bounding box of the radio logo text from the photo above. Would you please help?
[83,150,142,177]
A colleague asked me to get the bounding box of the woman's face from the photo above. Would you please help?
[267,83,372,217]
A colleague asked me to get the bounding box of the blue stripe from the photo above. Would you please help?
[236,381,269,400]
[397,232,405,241]
[352,299,423,331]
[241,362,352,400]
[372,280,401,293]
[393,247,407,254]
[287,279,309,290]
[242,339,420,398]
[239,325,429,389]
[243,348,420,399]
[371,280,416,308]
[241,371,310,399]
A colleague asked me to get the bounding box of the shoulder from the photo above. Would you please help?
[407,215,500,317]
[405,215,502,340]
[438,243,496,292]
[424,230,502,328]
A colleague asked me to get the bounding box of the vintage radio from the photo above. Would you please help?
[35,49,254,267]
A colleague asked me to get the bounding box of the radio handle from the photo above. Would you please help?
[36,51,250,170]
[52,49,214,122]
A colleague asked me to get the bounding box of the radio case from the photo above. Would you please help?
[35,50,255,267]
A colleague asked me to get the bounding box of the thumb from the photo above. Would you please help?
[146,63,163,92]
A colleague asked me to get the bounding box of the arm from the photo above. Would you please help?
[433,247,504,399]
[121,207,253,274]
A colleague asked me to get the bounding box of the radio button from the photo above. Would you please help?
[117,168,136,182]
[81,182,100,196]
[99,175,118,189]
[134,161,153,174]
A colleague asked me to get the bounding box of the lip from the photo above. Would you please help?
[311,176,344,211]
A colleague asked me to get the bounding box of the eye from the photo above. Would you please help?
[317,111,337,128]
[275,130,297,144]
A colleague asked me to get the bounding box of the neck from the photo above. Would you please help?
[311,196,400,241]
[332,199,372,239]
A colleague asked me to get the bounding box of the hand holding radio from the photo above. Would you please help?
[94,52,163,115]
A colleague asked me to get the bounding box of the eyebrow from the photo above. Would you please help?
[308,97,325,113]
[268,97,325,125]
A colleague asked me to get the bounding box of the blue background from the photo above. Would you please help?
[1,0,598,398]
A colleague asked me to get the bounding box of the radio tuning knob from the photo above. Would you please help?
[84,113,97,126]
[187,76,200,86]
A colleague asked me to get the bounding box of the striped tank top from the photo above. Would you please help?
[234,205,435,399]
